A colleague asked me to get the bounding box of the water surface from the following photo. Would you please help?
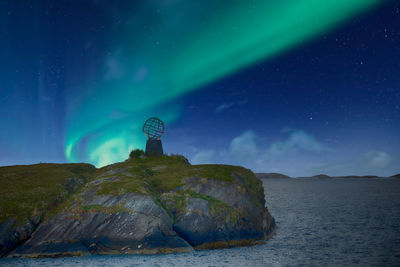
[1,178,399,266]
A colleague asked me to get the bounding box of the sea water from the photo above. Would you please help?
[1,178,400,266]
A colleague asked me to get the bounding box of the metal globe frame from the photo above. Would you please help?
[143,117,165,140]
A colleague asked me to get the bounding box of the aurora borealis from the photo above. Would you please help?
[65,0,380,166]
[1,0,399,176]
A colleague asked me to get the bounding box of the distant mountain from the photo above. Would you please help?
[258,172,397,179]
[361,175,380,179]
[334,175,381,179]
[255,173,291,179]
[311,174,331,179]
[295,174,385,179]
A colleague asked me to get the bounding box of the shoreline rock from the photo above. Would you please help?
[9,193,193,258]
[1,155,275,258]
[0,216,41,257]
[0,163,96,257]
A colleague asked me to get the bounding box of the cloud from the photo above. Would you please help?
[215,99,248,113]
[229,130,258,163]
[104,55,125,80]
[187,129,328,176]
[309,150,396,176]
[188,130,258,166]
[361,151,392,168]
[191,150,215,164]
[186,129,399,177]
[215,102,235,113]
[251,129,330,176]
[267,130,327,157]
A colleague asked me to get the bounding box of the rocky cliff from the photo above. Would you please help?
[1,154,275,258]
[0,163,96,257]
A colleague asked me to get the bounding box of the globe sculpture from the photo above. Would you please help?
[143,117,165,140]
[143,117,164,156]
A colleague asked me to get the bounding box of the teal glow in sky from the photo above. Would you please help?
[65,0,381,167]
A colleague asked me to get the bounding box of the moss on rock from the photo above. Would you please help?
[0,163,95,224]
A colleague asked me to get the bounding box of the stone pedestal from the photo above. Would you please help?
[145,139,163,156]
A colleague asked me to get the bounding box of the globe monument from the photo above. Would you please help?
[143,117,164,156]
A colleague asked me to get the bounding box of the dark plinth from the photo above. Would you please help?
[145,139,163,156]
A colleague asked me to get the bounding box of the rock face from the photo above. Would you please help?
[0,216,41,257]
[167,176,274,248]
[1,155,275,258]
[0,163,96,257]
[11,194,191,257]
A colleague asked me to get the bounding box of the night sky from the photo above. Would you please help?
[0,0,399,177]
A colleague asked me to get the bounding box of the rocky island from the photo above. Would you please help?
[255,173,291,179]
[0,151,275,258]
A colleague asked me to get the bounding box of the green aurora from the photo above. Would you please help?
[65,0,382,167]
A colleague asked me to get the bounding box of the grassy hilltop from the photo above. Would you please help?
[0,151,262,225]
[0,163,96,224]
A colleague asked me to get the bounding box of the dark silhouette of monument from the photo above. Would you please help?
[143,117,164,156]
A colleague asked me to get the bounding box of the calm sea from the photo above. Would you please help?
[1,178,400,266]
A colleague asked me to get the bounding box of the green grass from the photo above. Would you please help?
[93,155,256,195]
[95,174,147,195]
[184,190,233,216]
[92,154,263,210]
[0,163,95,224]
[92,155,191,195]
[192,164,235,183]
[0,154,263,226]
